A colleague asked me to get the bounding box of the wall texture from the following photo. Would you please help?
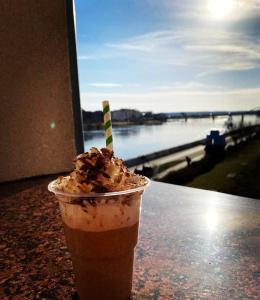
[0,0,81,182]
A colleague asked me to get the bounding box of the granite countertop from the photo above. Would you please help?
[0,177,259,299]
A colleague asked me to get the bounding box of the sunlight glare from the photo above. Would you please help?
[208,0,236,19]
[206,206,219,230]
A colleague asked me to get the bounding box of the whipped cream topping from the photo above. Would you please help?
[58,193,141,232]
[55,147,147,194]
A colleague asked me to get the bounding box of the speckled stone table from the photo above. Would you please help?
[0,177,259,299]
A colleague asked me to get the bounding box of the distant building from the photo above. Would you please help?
[142,111,153,119]
[111,109,142,121]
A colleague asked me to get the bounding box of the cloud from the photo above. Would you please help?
[80,85,260,112]
[82,86,260,99]
[106,30,180,52]
[105,26,260,75]
[106,42,152,52]
[78,55,96,60]
[88,83,122,88]
[184,44,260,59]
[196,61,258,77]
[154,81,222,91]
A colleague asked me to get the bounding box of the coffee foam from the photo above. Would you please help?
[58,194,141,232]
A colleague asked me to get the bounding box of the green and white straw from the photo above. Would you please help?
[102,100,113,150]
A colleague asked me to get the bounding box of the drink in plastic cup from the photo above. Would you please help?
[48,179,149,300]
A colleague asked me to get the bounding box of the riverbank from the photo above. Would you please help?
[186,137,260,199]
[158,136,260,199]
[83,120,164,130]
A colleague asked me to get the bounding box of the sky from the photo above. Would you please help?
[74,0,260,112]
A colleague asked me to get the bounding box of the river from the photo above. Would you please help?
[84,115,260,160]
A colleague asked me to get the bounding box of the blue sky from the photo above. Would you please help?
[75,0,260,112]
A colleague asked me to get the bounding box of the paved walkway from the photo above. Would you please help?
[131,136,237,179]
[130,145,205,179]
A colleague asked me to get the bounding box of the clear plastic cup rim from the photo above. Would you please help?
[48,177,150,198]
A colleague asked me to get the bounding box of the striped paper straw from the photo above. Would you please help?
[102,100,113,150]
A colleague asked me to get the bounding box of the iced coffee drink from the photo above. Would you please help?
[48,147,149,300]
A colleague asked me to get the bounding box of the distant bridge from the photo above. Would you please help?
[250,106,260,112]
[168,109,260,119]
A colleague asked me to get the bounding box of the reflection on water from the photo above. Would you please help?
[86,126,142,141]
[84,115,260,160]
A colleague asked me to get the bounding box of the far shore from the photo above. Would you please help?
[83,120,164,130]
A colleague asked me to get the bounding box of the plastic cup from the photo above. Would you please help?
[48,178,149,300]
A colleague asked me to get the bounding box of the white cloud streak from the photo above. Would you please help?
[88,83,123,88]
[106,42,152,52]
[78,55,96,60]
